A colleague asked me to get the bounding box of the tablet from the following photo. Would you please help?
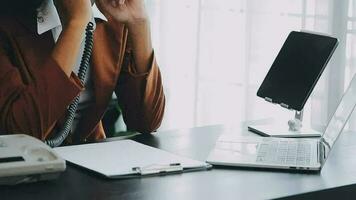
[257,31,338,111]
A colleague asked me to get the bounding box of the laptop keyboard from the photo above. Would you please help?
[256,141,312,166]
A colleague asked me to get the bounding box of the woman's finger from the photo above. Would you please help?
[111,0,118,7]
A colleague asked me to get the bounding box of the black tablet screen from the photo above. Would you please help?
[257,31,338,111]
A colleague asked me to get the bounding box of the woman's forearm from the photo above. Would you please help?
[51,21,87,77]
[127,19,153,74]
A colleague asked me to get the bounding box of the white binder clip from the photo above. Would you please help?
[132,163,183,175]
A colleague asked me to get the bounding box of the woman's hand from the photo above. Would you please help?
[54,0,92,28]
[97,0,153,74]
[96,0,148,25]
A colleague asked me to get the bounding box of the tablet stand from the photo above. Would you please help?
[248,109,321,138]
[288,110,303,132]
[248,31,338,138]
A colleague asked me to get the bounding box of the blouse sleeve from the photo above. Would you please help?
[0,29,83,140]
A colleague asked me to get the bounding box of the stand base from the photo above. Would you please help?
[248,123,321,138]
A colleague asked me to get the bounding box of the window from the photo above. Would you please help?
[146,0,356,131]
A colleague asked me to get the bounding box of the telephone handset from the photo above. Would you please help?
[45,22,94,148]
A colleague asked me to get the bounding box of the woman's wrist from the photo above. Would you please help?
[63,19,88,31]
[126,12,149,26]
[126,18,149,35]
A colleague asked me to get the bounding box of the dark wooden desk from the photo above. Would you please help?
[2,124,356,200]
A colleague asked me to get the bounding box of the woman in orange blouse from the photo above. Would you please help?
[0,0,165,144]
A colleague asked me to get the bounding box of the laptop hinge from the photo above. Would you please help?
[318,141,322,164]
[319,140,328,166]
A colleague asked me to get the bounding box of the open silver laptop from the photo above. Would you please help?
[207,74,356,171]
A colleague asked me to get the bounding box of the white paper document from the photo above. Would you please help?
[54,140,210,178]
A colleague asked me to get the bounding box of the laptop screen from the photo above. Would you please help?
[322,75,356,149]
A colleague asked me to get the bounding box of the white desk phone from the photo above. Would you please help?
[0,134,66,185]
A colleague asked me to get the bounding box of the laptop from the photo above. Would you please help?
[207,74,356,171]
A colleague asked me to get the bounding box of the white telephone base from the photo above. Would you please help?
[0,134,66,185]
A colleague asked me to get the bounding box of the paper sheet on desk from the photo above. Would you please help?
[54,140,210,178]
